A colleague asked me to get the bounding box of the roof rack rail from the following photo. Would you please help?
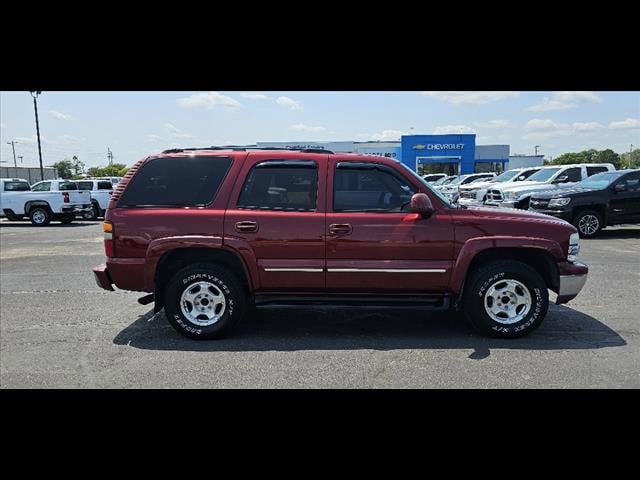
[300,148,334,154]
[161,146,335,155]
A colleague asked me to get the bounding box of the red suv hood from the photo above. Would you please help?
[465,205,572,227]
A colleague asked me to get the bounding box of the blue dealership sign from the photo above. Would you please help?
[401,134,476,174]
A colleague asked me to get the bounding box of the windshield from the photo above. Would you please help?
[493,170,520,182]
[399,163,454,208]
[576,171,625,190]
[526,167,562,183]
[3,181,30,191]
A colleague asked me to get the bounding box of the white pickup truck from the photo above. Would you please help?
[484,163,616,209]
[0,178,92,225]
[75,179,114,220]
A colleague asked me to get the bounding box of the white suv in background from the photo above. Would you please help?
[485,163,615,209]
[75,179,114,220]
[458,167,542,207]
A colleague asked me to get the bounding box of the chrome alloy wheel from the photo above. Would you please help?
[578,214,599,235]
[32,210,46,224]
[180,281,226,326]
[484,279,532,325]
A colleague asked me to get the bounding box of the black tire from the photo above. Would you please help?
[164,263,246,340]
[83,203,100,221]
[462,260,549,338]
[60,214,74,224]
[29,207,51,226]
[573,209,602,238]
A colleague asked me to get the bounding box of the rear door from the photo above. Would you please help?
[223,153,328,291]
[325,157,454,293]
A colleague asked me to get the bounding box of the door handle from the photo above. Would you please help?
[235,221,258,233]
[329,223,352,235]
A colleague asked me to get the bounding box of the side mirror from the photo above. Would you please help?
[410,193,435,217]
[614,183,627,193]
[553,175,569,183]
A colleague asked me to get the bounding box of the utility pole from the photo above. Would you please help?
[534,145,540,156]
[18,155,24,164]
[30,91,44,181]
[6,140,18,167]
[107,148,113,165]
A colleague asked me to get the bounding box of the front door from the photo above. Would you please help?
[325,158,454,294]
[610,172,640,224]
[223,154,327,291]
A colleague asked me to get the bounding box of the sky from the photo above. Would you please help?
[1,91,638,169]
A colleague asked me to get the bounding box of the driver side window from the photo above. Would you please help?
[333,164,416,212]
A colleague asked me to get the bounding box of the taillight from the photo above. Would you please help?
[62,192,70,203]
[103,221,114,257]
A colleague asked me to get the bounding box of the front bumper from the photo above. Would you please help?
[556,261,588,305]
[93,263,114,291]
[62,204,93,214]
[528,208,572,222]
[458,197,482,207]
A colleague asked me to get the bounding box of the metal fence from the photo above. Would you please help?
[0,167,58,184]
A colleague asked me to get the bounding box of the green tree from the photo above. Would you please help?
[50,159,74,179]
[117,166,129,176]
[594,149,621,169]
[620,149,640,169]
[99,163,127,177]
[549,149,622,168]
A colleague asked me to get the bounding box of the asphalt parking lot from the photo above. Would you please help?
[0,218,638,388]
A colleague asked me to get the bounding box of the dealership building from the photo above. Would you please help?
[257,134,543,175]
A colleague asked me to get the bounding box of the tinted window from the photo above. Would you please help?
[334,164,416,212]
[587,166,609,176]
[237,161,318,211]
[98,181,113,190]
[77,181,93,191]
[623,172,640,191]
[31,182,51,191]
[118,156,232,207]
[59,182,78,191]
[4,181,30,191]
[527,168,561,182]
[564,168,582,182]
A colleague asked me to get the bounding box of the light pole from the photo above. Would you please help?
[534,145,540,156]
[18,155,24,164]
[29,91,44,181]
[6,140,18,167]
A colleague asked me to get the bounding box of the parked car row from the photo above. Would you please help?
[423,164,640,237]
[0,177,121,225]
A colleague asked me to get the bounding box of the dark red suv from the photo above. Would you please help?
[93,147,588,339]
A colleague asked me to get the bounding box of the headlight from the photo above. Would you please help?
[503,191,518,200]
[568,232,580,261]
[548,197,571,207]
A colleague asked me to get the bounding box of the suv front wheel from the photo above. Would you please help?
[164,263,246,339]
[462,260,549,338]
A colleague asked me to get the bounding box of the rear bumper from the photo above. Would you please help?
[92,263,114,291]
[556,261,588,305]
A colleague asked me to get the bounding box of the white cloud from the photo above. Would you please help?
[146,134,163,142]
[433,124,477,134]
[276,96,303,110]
[369,129,405,141]
[527,91,602,112]
[240,92,270,100]
[523,119,571,139]
[609,118,640,130]
[49,110,74,121]
[420,91,519,105]
[573,122,605,132]
[177,91,241,109]
[289,123,326,132]
[474,119,510,129]
[164,123,193,139]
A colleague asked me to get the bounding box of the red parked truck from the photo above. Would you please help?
[93,148,588,339]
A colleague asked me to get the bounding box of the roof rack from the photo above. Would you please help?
[161,146,334,154]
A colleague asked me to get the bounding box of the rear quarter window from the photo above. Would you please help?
[77,181,94,191]
[4,181,30,191]
[59,182,79,191]
[117,156,233,207]
[97,181,113,190]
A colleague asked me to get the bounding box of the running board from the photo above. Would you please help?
[253,294,451,311]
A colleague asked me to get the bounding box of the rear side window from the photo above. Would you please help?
[587,166,609,176]
[31,182,51,191]
[98,181,113,190]
[564,168,582,182]
[623,172,640,191]
[4,181,30,191]
[59,182,78,191]
[118,156,232,207]
[237,161,318,211]
[77,181,93,191]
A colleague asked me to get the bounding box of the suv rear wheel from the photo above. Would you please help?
[462,260,549,338]
[164,263,246,339]
[574,209,602,238]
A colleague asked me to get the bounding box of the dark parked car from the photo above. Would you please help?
[93,147,587,340]
[529,169,640,238]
